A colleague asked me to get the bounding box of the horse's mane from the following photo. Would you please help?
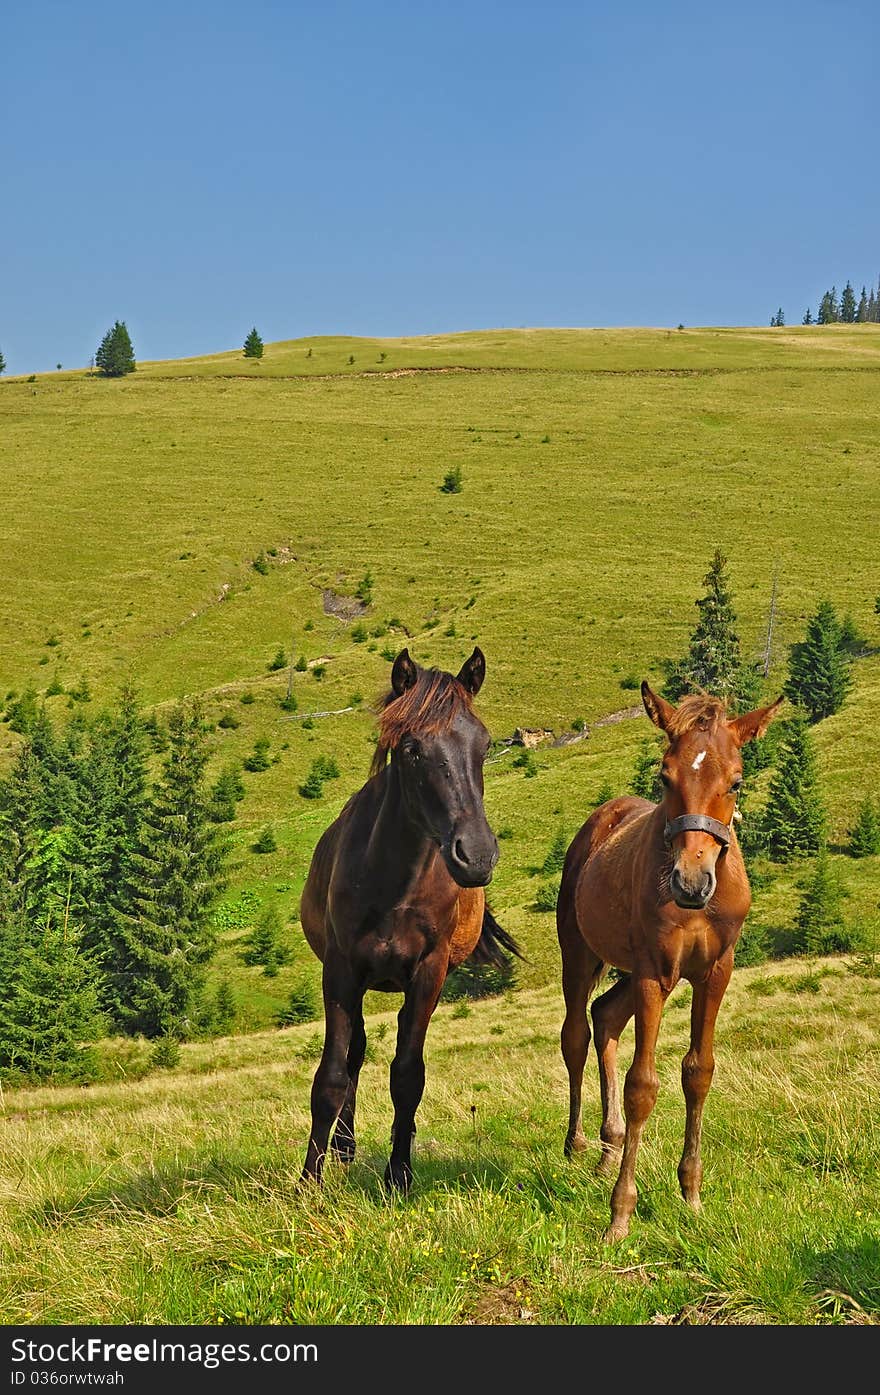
[666,692,729,741]
[370,668,474,777]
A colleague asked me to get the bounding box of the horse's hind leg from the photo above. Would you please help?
[591,973,635,1178]
[385,950,447,1192]
[330,1003,366,1165]
[678,951,733,1211]
[558,910,602,1158]
[300,952,361,1185]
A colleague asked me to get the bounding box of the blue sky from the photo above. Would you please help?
[2,0,878,373]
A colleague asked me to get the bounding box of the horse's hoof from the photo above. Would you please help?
[596,1148,622,1179]
[682,1192,702,1213]
[564,1133,589,1159]
[602,1217,630,1244]
[297,1170,321,1191]
[384,1161,413,1193]
[332,1140,356,1165]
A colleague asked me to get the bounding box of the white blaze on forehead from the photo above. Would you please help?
[691,750,707,771]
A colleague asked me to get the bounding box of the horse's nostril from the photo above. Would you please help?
[454,838,470,865]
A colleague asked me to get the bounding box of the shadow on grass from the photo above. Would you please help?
[33,1150,300,1229]
[802,1234,880,1320]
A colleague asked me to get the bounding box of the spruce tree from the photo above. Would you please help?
[0,912,103,1083]
[840,281,857,323]
[213,977,237,1031]
[802,308,813,325]
[774,307,785,327]
[95,321,135,377]
[662,549,760,708]
[856,287,869,323]
[0,348,5,375]
[848,797,880,858]
[785,600,852,722]
[792,848,846,954]
[763,711,826,860]
[242,906,292,976]
[208,764,245,823]
[630,736,663,801]
[868,289,878,323]
[116,701,229,1037]
[243,327,264,359]
[542,825,570,875]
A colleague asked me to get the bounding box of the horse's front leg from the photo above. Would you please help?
[678,949,733,1210]
[385,949,449,1193]
[300,950,363,1184]
[605,974,667,1243]
[330,1001,366,1165]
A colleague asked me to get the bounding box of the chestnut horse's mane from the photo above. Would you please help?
[370,668,474,778]
[665,692,730,741]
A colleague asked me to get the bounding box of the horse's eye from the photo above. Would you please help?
[730,776,743,793]
[660,771,671,787]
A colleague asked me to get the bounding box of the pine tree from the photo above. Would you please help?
[542,825,569,875]
[868,289,878,323]
[95,321,135,377]
[630,736,664,801]
[840,282,857,324]
[763,712,826,860]
[242,906,292,976]
[0,911,103,1083]
[208,764,245,823]
[662,549,761,708]
[213,977,237,1032]
[115,702,229,1037]
[792,848,846,954]
[802,308,813,325]
[243,327,264,359]
[856,287,869,323]
[848,797,880,858]
[817,288,839,324]
[785,600,852,722]
[0,348,5,375]
[774,307,785,327]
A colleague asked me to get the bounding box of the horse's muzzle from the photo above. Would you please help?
[443,830,499,888]
[670,865,715,910]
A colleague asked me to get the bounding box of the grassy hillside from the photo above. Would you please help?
[2,325,879,1026]
[1,960,877,1324]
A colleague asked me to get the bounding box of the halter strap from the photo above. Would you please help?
[663,812,732,848]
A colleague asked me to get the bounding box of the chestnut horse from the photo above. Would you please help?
[557,681,783,1241]
[299,647,520,1190]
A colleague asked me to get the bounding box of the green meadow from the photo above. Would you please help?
[1,325,879,1323]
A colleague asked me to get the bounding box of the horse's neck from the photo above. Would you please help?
[363,767,441,903]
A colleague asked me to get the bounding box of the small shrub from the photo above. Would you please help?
[451,1000,471,1019]
[240,691,256,705]
[213,979,237,1032]
[441,957,517,1001]
[735,922,769,967]
[848,798,880,858]
[149,1035,181,1070]
[542,826,569,876]
[45,676,64,697]
[348,691,363,707]
[440,464,463,494]
[279,980,321,1026]
[351,622,368,643]
[497,825,514,841]
[268,647,287,671]
[299,770,324,799]
[593,780,615,807]
[252,552,270,575]
[312,664,326,681]
[619,673,639,690]
[534,879,560,912]
[313,754,340,780]
[295,1030,324,1059]
[355,571,374,605]
[513,749,538,778]
[279,693,298,712]
[217,710,240,729]
[253,826,277,854]
[295,655,308,671]
[243,737,271,772]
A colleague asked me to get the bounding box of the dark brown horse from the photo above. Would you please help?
[299,646,520,1190]
[557,681,783,1241]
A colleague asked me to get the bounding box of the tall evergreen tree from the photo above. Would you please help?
[762,711,826,860]
[817,288,839,324]
[630,736,664,801]
[868,289,878,323]
[95,321,135,377]
[115,702,229,1037]
[785,599,853,722]
[662,549,761,708]
[839,281,857,324]
[774,307,785,326]
[856,287,869,323]
[0,348,5,375]
[802,307,813,325]
[243,327,264,359]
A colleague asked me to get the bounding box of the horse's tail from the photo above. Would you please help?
[468,903,525,968]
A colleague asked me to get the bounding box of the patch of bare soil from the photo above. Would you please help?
[463,1281,535,1325]
[321,589,367,622]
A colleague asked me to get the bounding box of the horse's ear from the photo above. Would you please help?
[456,646,486,697]
[390,648,418,696]
[727,695,785,747]
[641,681,676,733]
